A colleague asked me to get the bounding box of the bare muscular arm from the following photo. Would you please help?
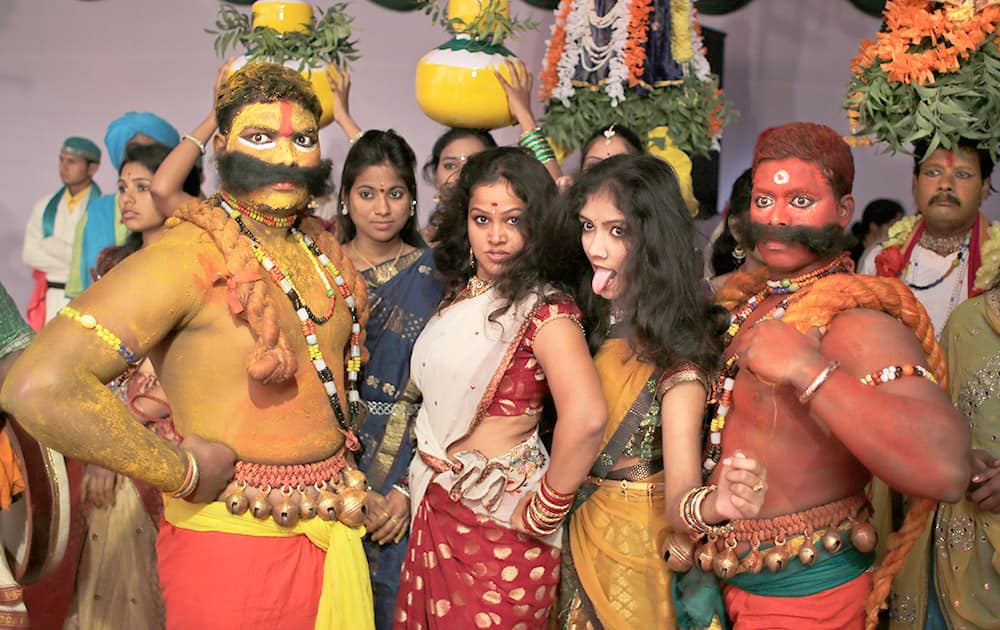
[0,225,232,498]
[736,309,969,502]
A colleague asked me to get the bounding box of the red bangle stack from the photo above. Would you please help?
[522,475,574,536]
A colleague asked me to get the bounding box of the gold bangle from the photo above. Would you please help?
[169,449,200,499]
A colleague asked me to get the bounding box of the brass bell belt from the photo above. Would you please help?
[220,450,369,529]
[727,493,868,544]
[692,492,877,579]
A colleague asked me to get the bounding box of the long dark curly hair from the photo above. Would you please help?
[430,146,566,316]
[336,129,424,247]
[554,153,727,372]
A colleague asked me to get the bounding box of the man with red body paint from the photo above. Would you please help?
[680,123,968,629]
[3,63,376,628]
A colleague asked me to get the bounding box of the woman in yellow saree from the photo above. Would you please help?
[555,154,734,629]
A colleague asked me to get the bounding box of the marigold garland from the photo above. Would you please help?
[845,0,1000,158]
[539,0,573,99]
[624,0,655,87]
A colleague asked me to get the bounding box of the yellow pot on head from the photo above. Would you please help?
[229,56,338,128]
[252,0,313,33]
[415,38,516,129]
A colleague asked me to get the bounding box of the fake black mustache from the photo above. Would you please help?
[745,222,856,259]
[216,150,333,199]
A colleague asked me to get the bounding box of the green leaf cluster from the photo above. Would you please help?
[207,3,360,70]
[844,35,1000,162]
[541,72,735,159]
[415,0,538,44]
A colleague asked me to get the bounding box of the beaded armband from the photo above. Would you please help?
[518,128,556,164]
[859,364,937,387]
[59,306,140,367]
[679,485,732,536]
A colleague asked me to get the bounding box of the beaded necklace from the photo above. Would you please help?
[906,241,968,291]
[221,198,336,324]
[220,192,299,229]
[703,256,849,478]
[218,197,363,446]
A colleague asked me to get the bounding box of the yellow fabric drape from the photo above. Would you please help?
[567,339,676,629]
[164,500,374,630]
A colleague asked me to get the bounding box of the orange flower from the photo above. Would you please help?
[539,0,573,100]
[624,0,655,87]
[854,0,1000,85]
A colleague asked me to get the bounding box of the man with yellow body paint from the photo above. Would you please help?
[2,63,375,630]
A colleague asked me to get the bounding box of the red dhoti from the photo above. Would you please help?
[158,521,326,629]
[394,484,560,629]
[722,572,871,630]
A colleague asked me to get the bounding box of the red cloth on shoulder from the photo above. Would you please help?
[484,294,582,417]
[157,521,325,630]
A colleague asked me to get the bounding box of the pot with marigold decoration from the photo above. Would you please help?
[208,0,360,128]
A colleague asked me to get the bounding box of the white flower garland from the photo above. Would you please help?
[687,4,711,83]
[551,0,632,107]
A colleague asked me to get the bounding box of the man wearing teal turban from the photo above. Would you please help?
[22,136,102,329]
[66,112,179,297]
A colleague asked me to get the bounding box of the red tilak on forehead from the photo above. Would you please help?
[279,101,294,137]
[490,202,498,207]
[945,152,954,168]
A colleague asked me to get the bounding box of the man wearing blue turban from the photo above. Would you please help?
[23,137,102,329]
[66,112,179,297]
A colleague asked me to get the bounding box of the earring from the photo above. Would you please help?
[469,246,476,271]
[340,201,348,216]
[732,246,746,263]
[410,199,417,217]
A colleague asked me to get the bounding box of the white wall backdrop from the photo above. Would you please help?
[1,0,996,309]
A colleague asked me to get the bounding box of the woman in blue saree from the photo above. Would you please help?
[336,129,445,629]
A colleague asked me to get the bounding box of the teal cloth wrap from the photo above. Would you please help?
[725,542,874,597]
[42,183,101,239]
[672,535,874,628]
[104,112,179,170]
[62,136,101,163]
[673,568,729,630]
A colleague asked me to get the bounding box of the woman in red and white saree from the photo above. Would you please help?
[394,148,606,629]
